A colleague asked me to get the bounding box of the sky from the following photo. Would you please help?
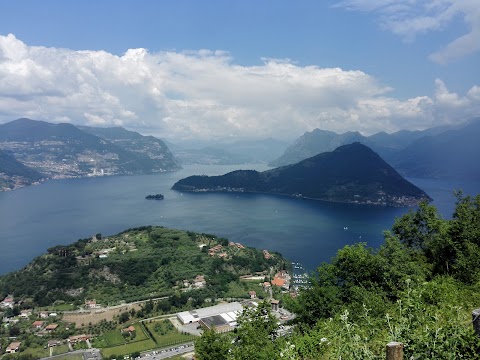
[0,0,479,141]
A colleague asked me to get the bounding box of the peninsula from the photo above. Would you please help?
[172,143,430,206]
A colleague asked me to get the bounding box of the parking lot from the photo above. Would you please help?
[139,343,194,360]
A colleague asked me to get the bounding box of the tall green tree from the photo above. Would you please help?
[392,200,447,252]
[230,301,280,360]
[447,192,480,283]
[194,328,230,360]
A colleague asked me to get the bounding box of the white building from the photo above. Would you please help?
[177,302,243,325]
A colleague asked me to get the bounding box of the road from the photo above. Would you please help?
[38,348,101,360]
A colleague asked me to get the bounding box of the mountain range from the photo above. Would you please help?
[173,143,430,206]
[269,118,480,180]
[2,116,478,191]
[0,118,180,191]
[168,138,288,165]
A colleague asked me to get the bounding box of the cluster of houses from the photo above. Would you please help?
[0,295,14,309]
[1,295,63,354]
[228,241,245,249]
[208,244,227,257]
[208,241,249,258]
[271,270,291,290]
[260,270,291,293]
[0,295,97,355]
[183,275,206,290]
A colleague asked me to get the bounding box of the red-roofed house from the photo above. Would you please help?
[32,321,44,329]
[1,296,14,309]
[122,325,136,333]
[45,324,58,332]
[85,300,98,309]
[248,291,256,299]
[271,278,286,287]
[68,334,90,344]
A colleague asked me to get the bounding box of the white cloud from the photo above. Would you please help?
[335,0,480,64]
[0,34,478,140]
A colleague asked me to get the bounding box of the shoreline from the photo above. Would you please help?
[171,187,426,208]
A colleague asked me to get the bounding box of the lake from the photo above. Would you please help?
[0,164,479,274]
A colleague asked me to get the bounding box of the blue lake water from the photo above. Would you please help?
[0,164,479,274]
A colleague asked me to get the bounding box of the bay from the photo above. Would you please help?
[0,164,478,275]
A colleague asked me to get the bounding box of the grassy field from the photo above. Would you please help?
[72,341,89,350]
[224,280,265,298]
[94,323,149,348]
[145,319,196,347]
[93,329,125,347]
[37,303,78,311]
[18,345,49,359]
[52,344,70,356]
[100,339,157,358]
[132,323,148,341]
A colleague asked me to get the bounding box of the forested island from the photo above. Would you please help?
[173,143,430,206]
[145,194,164,200]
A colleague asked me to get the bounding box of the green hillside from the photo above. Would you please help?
[0,226,287,306]
[0,149,43,190]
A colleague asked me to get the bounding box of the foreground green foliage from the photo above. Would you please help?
[196,193,480,359]
[195,302,286,360]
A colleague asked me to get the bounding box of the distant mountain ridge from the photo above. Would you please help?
[0,118,181,191]
[392,119,480,180]
[78,125,179,168]
[269,118,480,180]
[173,143,430,206]
[169,138,288,165]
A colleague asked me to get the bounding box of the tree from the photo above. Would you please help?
[392,200,446,252]
[143,300,154,314]
[446,192,480,283]
[118,311,129,323]
[194,328,230,360]
[230,301,280,360]
[195,302,281,360]
[9,326,21,337]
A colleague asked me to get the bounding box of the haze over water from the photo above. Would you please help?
[0,164,478,275]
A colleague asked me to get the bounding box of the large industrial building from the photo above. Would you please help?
[177,302,243,332]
